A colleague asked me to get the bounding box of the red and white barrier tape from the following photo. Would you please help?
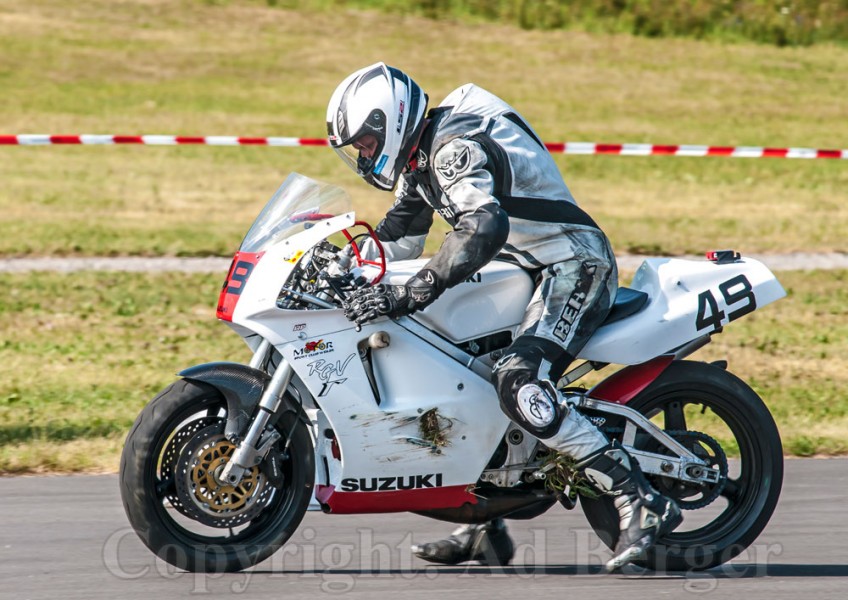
[0,135,327,147]
[1,134,846,159]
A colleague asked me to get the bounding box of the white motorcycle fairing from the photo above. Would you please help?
[212,173,785,515]
[223,237,783,514]
[305,319,507,513]
[579,256,785,363]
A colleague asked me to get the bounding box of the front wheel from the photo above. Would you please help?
[119,379,314,572]
[581,360,783,571]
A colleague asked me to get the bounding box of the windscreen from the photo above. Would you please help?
[239,173,352,253]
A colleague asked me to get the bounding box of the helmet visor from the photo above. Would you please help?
[332,143,368,175]
[331,133,385,178]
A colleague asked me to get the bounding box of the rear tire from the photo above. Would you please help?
[120,379,314,572]
[580,360,783,571]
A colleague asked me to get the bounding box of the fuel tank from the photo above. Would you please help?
[382,259,534,344]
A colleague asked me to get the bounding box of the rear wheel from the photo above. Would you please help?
[120,379,314,572]
[580,360,783,571]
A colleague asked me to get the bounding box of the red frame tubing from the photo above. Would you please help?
[341,221,387,284]
[282,215,386,283]
[283,214,386,283]
[588,355,674,405]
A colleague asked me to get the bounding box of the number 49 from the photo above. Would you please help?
[695,274,757,332]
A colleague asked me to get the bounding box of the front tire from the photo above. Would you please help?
[120,379,314,572]
[581,360,783,571]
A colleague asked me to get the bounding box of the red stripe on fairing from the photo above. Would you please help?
[0,136,19,145]
[113,136,144,144]
[315,484,478,514]
[49,135,82,144]
[588,355,673,405]
[299,138,329,146]
[596,144,623,154]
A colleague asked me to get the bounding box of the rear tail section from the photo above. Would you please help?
[577,255,785,365]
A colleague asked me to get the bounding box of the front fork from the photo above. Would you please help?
[219,339,287,486]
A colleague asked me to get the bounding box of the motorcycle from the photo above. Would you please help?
[120,173,785,573]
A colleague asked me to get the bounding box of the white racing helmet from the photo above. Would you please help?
[326,63,428,191]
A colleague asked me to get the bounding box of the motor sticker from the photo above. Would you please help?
[292,339,334,360]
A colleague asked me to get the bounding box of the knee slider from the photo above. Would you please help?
[494,362,565,438]
[513,380,566,438]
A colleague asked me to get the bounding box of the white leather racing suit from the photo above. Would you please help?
[363,83,618,458]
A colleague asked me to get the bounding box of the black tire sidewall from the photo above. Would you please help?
[581,360,784,572]
[119,379,314,572]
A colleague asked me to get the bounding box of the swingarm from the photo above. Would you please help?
[577,397,722,487]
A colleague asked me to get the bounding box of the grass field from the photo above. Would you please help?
[0,272,246,472]
[1,0,847,258]
[1,0,847,470]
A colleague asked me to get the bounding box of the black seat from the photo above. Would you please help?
[602,287,649,326]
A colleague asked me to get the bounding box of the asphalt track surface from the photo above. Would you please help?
[1,459,846,600]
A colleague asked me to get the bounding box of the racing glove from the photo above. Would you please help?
[343,270,438,325]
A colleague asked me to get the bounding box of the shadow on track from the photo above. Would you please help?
[247,563,848,578]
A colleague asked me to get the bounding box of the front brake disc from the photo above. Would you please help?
[173,423,275,528]
[159,415,224,519]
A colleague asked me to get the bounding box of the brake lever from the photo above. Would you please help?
[319,271,353,301]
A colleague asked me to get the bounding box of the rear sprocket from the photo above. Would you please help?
[651,430,728,510]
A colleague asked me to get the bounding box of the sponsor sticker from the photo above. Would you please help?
[292,339,334,360]
[492,353,516,372]
[396,100,405,133]
[553,263,597,343]
[284,250,305,264]
[308,354,356,397]
[373,154,389,175]
[340,473,444,492]
[416,148,428,170]
[436,146,471,181]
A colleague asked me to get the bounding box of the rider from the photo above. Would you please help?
[326,63,682,572]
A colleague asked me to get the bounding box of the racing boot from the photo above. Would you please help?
[411,519,514,566]
[577,442,683,572]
